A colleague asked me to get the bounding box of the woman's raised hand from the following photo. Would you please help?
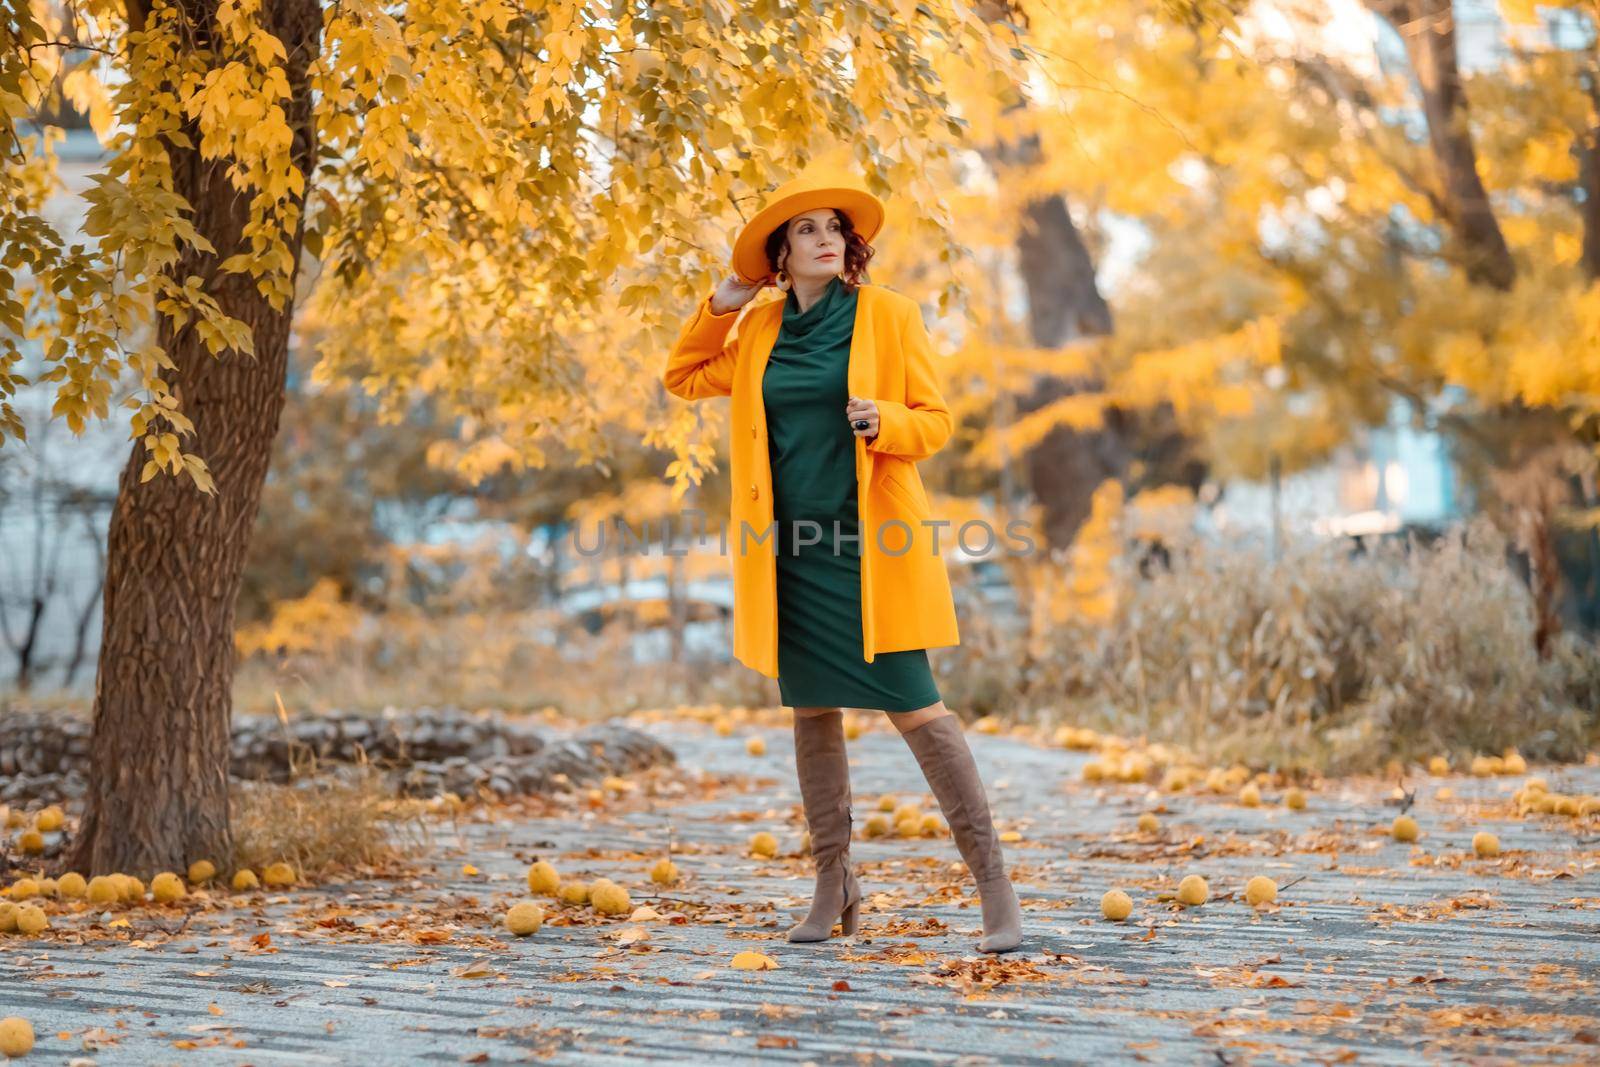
[709,272,772,316]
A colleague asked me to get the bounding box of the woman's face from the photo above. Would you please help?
[778,208,845,284]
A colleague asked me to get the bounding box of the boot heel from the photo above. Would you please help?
[839,873,861,935]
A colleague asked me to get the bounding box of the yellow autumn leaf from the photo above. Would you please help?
[730,951,779,971]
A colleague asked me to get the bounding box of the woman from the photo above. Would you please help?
[661,167,1023,954]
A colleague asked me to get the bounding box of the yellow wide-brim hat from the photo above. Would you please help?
[730,164,886,284]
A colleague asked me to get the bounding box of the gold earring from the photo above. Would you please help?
[775,270,790,291]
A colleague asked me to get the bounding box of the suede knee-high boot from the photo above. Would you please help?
[787,711,861,942]
[901,715,1023,952]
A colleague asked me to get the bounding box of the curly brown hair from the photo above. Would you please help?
[763,208,875,293]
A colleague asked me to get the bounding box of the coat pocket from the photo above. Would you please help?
[879,466,928,517]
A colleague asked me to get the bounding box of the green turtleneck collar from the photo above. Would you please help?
[781,274,852,337]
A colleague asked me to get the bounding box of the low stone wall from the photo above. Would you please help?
[0,707,676,806]
[394,725,678,799]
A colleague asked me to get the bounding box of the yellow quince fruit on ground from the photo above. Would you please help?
[1101,889,1133,921]
[1245,876,1278,906]
[1176,874,1209,906]
[504,901,544,935]
[527,860,560,895]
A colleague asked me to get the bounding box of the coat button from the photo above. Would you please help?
[750,485,759,500]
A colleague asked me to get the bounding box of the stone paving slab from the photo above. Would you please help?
[4,714,1599,1065]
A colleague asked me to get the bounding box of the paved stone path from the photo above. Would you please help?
[5,712,1599,1064]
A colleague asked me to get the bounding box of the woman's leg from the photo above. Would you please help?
[794,706,843,719]
[882,699,953,734]
[889,701,1024,952]
[786,705,861,941]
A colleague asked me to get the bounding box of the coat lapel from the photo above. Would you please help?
[850,285,879,663]
[849,284,878,492]
[748,304,782,452]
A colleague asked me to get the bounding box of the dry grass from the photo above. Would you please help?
[943,518,1600,775]
[228,758,433,881]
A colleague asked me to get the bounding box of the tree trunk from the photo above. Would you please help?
[13,594,44,693]
[1014,191,1115,343]
[1526,502,1562,659]
[974,1,1122,548]
[67,0,323,876]
[1367,0,1515,290]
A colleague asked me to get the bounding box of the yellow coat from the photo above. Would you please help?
[662,282,961,679]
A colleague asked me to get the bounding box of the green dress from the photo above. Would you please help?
[762,274,942,713]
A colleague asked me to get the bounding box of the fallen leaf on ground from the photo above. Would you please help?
[731,951,779,970]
